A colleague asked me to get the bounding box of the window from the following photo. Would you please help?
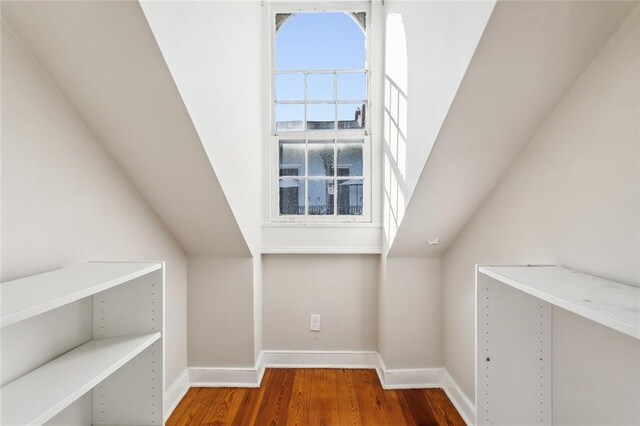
[272,10,369,221]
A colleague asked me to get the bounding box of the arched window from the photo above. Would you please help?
[272,11,369,221]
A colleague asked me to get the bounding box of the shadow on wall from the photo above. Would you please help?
[383,13,408,247]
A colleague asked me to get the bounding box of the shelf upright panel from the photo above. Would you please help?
[476,266,552,426]
[92,263,164,425]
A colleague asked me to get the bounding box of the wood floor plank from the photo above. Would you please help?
[175,388,211,426]
[354,369,390,425]
[167,388,201,426]
[384,389,416,426]
[201,387,246,425]
[423,388,466,426]
[286,369,312,426]
[254,368,295,425]
[188,388,226,425]
[323,369,341,424]
[336,369,362,425]
[400,388,439,425]
[166,369,465,426]
[309,368,341,425]
[229,386,262,425]
[392,388,421,426]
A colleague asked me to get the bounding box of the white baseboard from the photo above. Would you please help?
[375,354,445,389]
[189,363,262,388]
[442,369,476,426]
[378,367,447,389]
[262,350,378,368]
[164,368,189,421]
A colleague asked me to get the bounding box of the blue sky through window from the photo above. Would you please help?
[276,13,365,71]
[275,13,366,125]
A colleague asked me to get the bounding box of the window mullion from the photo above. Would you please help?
[334,71,338,131]
[304,72,308,131]
[333,139,338,216]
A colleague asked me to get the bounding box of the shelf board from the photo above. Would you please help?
[0,262,161,328]
[1,332,161,425]
[479,265,640,340]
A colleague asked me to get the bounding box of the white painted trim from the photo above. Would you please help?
[164,368,189,422]
[189,364,263,388]
[375,353,445,389]
[262,350,379,368]
[261,246,382,254]
[379,368,446,389]
[442,369,476,426]
[256,351,266,385]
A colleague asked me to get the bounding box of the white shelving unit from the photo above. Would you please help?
[476,265,640,425]
[0,262,165,426]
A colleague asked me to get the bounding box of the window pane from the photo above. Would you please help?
[275,13,366,70]
[276,104,304,131]
[308,179,335,215]
[337,178,363,215]
[337,103,365,129]
[307,73,334,101]
[307,104,335,130]
[308,142,334,176]
[337,144,363,176]
[279,179,305,215]
[279,142,305,176]
[276,73,304,101]
[338,73,366,101]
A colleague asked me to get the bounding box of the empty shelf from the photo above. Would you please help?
[0,332,161,426]
[0,262,161,328]
[479,265,640,339]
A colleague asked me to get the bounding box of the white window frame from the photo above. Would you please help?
[269,1,372,223]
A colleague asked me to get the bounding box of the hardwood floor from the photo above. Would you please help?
[167,368,466,425]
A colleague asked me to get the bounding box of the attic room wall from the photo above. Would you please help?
[378,257,442,368]
[188,257,256,367]
[382,0,494,244]
[442,6,639,424]
[140,0,262,255]
[262,255,378,352]
[1,20,188,420]
[140,0,264,368]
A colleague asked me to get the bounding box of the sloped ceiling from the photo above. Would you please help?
[389,0,636,257]
[1,0,250,257]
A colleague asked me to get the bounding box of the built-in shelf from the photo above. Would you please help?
[0,262,161,328]
[1,333,160,426]
[476,265,640,425]
[1,261,164,425]
[478,265,640,339]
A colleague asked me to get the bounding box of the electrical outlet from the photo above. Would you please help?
[309,313,321,331]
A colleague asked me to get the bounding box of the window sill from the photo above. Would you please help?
[261,222,382,254]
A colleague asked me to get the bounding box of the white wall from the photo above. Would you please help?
[140,0,265,367]
[187,257,256,367]
[382,0,494,244]
[140,0,262,256]
[378,257,442,368]
[263,254,378,351]
[442,5,640,423]
[1,18,188,414]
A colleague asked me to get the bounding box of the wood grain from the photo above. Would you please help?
[166,369,466,425]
